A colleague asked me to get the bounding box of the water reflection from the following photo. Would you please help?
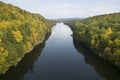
[1,23,120,80]
[0,33,50,80]
[73,34,120,80]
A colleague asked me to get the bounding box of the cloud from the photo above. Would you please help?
[0,0,120,19]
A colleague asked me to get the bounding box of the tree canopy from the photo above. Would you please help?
[66,13,120,67]
[0,1,54,74]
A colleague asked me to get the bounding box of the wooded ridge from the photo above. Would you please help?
[66,13,120,67]
[0,1,53,74]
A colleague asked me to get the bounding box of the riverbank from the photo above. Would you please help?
[0,1,54,74]
[65,12,120,68]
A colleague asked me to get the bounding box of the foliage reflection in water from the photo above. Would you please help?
[1,23,120,80]
[73,34,120,80]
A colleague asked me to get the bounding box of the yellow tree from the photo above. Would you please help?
[12,30,23,43]
[105,27,113,35]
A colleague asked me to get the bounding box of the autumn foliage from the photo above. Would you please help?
[66,13,120,67]
[0,1,53,74]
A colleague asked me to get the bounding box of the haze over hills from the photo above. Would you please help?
[53,18,82,22]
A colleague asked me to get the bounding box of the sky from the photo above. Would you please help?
[0,0,120,19]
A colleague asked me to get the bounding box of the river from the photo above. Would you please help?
[1,23,120,80]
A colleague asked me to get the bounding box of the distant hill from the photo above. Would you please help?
[53,18,82,22]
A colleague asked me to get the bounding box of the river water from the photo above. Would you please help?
[1,23,120,80]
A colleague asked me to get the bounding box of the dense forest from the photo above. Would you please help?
[66,13,120,67]
[0,1,54,74]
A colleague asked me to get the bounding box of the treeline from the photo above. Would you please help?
[66,13,120,67]
[0,1,54,74]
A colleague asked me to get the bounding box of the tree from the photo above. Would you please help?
[12,30,23,43]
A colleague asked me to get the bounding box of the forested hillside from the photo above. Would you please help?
[0,1,53,74]
[66,13,120,67]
